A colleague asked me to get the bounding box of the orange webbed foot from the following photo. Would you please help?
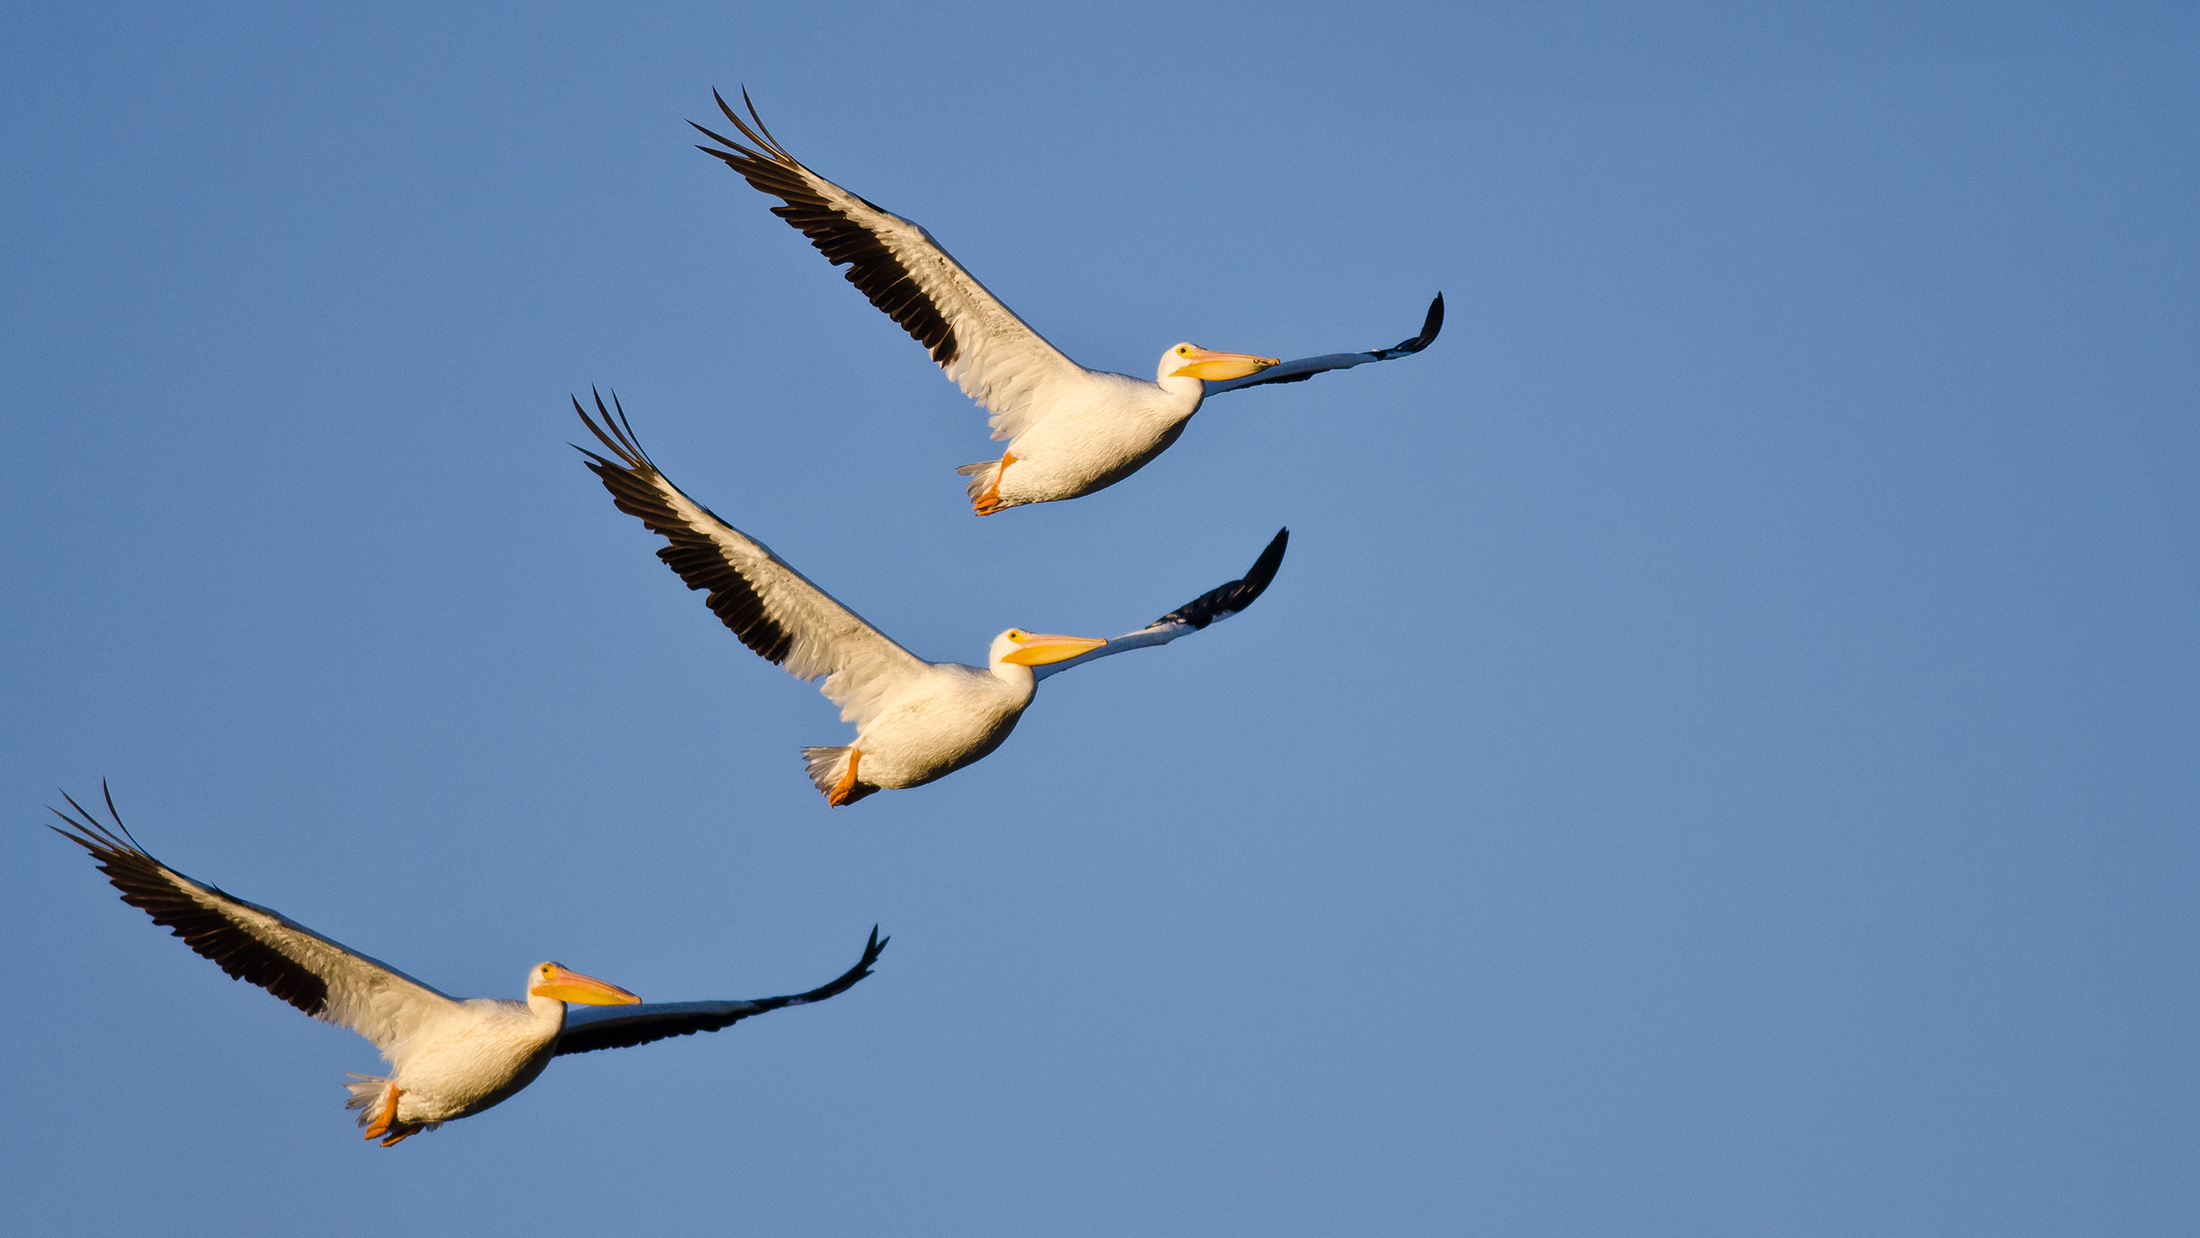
[972,452,1015,516]
[362,1084,401,1141]
[827,750,862,807]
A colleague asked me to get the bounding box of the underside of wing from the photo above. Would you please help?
[555,927,886,1056]
[691,89,1089,440]
[573,392,930,723]
[1203,294,1444,395]
[53,785,459,1052]
[1032,528,1291,680]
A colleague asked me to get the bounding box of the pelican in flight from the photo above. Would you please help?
[54,787,884,1146]
[575,393,1288,805]
[693,90,1443,514]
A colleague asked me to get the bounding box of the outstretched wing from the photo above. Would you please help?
[1032,528,1290,681]
[53,785,461,1053]
[1203,294,1444,395]
[694,89,1092,442]
[556,927,886,1056]
[574,392,932,726]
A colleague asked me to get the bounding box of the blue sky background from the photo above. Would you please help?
[3,2,2195,1234]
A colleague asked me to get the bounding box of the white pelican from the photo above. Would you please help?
[575,393,1289,805]
[53,786,884,1147]
[692,89,1443,514]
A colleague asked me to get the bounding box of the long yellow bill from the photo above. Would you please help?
[1001,633,1110,666]
[531,964,642,1006]
[1170,347,1280,381]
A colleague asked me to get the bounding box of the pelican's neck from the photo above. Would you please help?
[986,660,1040,704]
[524,992,570,1034]
[1155,371,1206,414]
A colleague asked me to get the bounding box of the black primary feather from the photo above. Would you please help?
[572,390,799,666]
[52,784,333,1018]
[1374,292,1445,360]
[692,88,959,367]
[1154,528,1289,630]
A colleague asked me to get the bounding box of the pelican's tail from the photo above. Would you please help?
[956,459,1010,515]
[801,746,881,807]
[344,1073,390,1116]
[344,1074,434,1146]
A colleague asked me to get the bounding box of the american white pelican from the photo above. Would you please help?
[575,393,1289,805]
[692,90,1443,514]
[54,787,884,1147]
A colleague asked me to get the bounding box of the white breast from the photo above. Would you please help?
[856,665,1034,788]
[390,1000,559,1123]
[999,373,1197,503]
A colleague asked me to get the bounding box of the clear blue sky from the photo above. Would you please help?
[3,3,2194,1234]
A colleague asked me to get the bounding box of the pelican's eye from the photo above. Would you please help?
[1008,629,1024,641]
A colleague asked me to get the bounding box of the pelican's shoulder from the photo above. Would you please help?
[871,660,996,712]
[449,998,558,1053]
[929,661,1030,706]
[388,996,537,1065]
[1082,369,1163,400]
[453,997,534,1025]
[934,662,1001,688]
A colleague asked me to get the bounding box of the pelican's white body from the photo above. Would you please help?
[346,991,567,1130]
[975,369,1208,510]
[835,658,1036,789]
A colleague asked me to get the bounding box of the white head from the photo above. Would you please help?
[1156,342,1281,391]
[524,961,642,1020]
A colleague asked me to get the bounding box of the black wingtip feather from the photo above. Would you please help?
[1153,528,1290,630]
[779,925,889,1009]
[690,90,960,368]
[1372,293,1444,360]
[570,394,800,667]
[52,787,333,1018]
[572,389,648,469]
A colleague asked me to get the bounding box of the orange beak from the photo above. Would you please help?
[530,965,642,1006]
[1001,632,1110,666]
[1169,348,1280,381]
